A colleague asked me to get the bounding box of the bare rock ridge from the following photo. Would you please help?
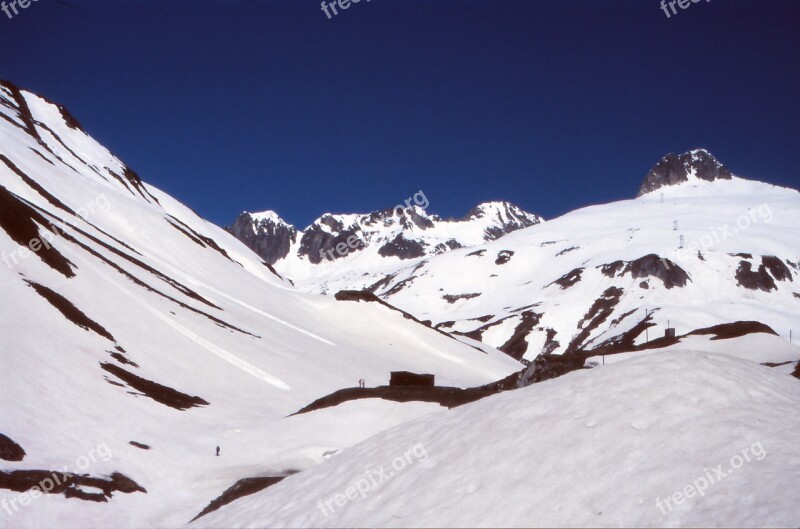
[229,150,738,267]
[637,148,733,196]
[226,201,542,265]
[0,470,146,504]
[226,211,297,264]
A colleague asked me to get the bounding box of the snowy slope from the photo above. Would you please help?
[587,332,800,367]
[226,148,799,363]
[0,81,520,528]
[2,80,798,529]
[196,350,800,528]
[227,200,543,294]
[358,159,800,360]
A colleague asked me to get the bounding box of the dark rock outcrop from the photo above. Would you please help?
[191,473,296,522]
[227,201,541,267]
[498,311,542,360]
[434,239,463,254]
[566,287,625,353]
[495,250,514,265]
[25,280,114,340]
[516,353,588,387]
[462,201,542,241]
[637,149,732,196]
[378,234,426,260]
[599,255,690,289]
[0,434,25,462]
[0,183,76,278]
[0,470,145,503]
[100,363,209,410]
[551,268,583,289]
[736,261,777,291]
[226,212,297,265]
[761,256,793,282]
[686,321,777,340]
[626,255,690,289]
[442,293,481,304]
[297,224,365,264]
[291,385,502,416]
[599,261,624,278]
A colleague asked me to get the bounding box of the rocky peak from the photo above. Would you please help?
[225,211,297,265]
[361,206,437,231]
[637,149,733,197]
[229,200,542,266]
[463,201,543,241]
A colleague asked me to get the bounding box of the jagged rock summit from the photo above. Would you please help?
[637,148,733,197]
[226,200,543,266]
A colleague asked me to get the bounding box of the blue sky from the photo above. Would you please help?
[1,0,798,228]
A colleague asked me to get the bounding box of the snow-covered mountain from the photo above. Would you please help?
[387,154,799,361]
[242,148,799,362]
[0,81,520,528]
[637,148,732,196]
[2,80,799,529]
[226,200,542,291]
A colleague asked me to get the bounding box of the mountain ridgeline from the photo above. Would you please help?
[1,80,799,528]
[226,201,542,265]
[227,147,800,363]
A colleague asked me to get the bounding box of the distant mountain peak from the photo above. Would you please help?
[248,209,292,226]
[462,201,543,241]
[637,149,733,197]
[228,201,542,266]
[225,211,298,264]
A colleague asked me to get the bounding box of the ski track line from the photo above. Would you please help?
[55,242,292,390]
[144,250,336,347]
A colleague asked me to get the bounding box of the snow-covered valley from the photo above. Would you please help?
[1,80,799,528]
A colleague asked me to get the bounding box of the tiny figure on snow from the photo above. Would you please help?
[216,445,220,457]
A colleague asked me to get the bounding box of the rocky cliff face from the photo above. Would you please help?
[462,201,541,241]
[637,149,733,196]
[228,201,543,267]
[226,211,297,265]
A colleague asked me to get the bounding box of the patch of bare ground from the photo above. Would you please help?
[0,470,145,503]
[0,434,25,461]
[25,280,114,340]
[100,363,209,411]
[190,473,297,522]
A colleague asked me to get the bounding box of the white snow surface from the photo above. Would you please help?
[355,176,800,358]
[254,201,543,293]
[196,351,800,528]
[0,84,519,528]
[586,332,800,369]
[242,152,800,360]
[2,82,799,529]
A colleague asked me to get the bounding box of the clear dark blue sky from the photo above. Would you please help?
[1,0,798,227]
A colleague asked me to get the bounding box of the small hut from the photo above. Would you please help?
[390,371,435,387]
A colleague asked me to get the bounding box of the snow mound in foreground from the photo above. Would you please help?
[196,351,800,528]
